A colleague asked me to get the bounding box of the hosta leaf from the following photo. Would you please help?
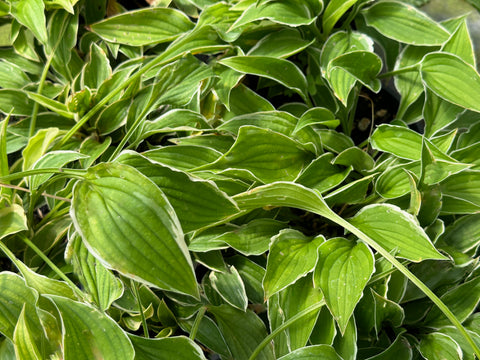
[425,276,480,327]
[0,273,39,340]
[231,0,319,29]
[0,89,35,116]
[348,204,446,261]
[209,266,248,311]
[366,335,412,360]
[323,0,359,36]
[333,316,357,360]
[263,229,324,299]
[218,111,297,137]
[198,126,313,183]
[47,295,135,360]
[439,327,480,360]
[10,0,47,44]
[419,333,462,360]
[22,127,59,171]
[13,306,42,360]
[440,214,480,252]
[25,92,74,119]
[314,238,374,334]
[71,162,199,299]
[129,335,207,360]
[0,204,27,240]
[361,1,449,45]
[143,145,222,171]
[219,56,308,100]
[421,52,480,113]
[442,20,476,67]
[228,256,265,304]
[295,107,338,133]
[0,60,30,88]
[248,28,314,58]
[115,151,238,233]
[82,43,111,89]
[424,88,464,138]
[89,7,194,46]
[440,171,480,207]
[277,345,343,360]
[209,305,275,360]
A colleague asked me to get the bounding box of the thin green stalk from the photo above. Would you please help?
[17,233,86,301]
[189,306,207,341]
[29,54,54,138]
[248,301,325,360]
[132,279,149,338]
[378,65,419,79]
[329,213,480,358]
[0,168,86,183]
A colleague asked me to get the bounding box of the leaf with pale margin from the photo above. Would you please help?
[277,345,343,360]
[128,335,207,360]
[263,229,324,299]
[419,333,462,360]
[421,52,480,113]
[0,204,27,240]
[348,204,446,262]
[361,1,449,45]
[89,7,194,46]
[209,266,248,311]
[10,0,47,44]
[314,238,374,334]
[323,0,359,36]
[71,162,199,299]
[47,295,135,360]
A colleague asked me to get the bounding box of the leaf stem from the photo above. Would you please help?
[248,300,324,360]
[0,168,86,183]
[131,279,149,338]
[17,233,86,300]
[29,54,54,138]
[189,306,206,341]
[378,65,419,79]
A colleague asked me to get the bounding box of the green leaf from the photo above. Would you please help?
[13,306,42,360]
[115,151,238,233]
[219,56,308,101]
[71,162,199,299]
[199,126,312,183]
[209,305,275,360]
[324,174,374,206]
[143,145,222,171]
[129,335,207,360]
[314,238,374,334]
[68,234,123,311]
[0,60,30,88]
[419,333,462,360]
[89,7,194,46]
[0,89,35,116]
[10,0,48,44]
[440,214,480,253]
[230,0,319,29]
[0,204,27,240]
[95,98,130,135]
[361,1,449,45]
[366,335,413,360]
[228,255,265,304]
[248,28,314,58]
[439,327,480,360]
[263,229,324,299]
[440,171,480,208]
[333,147,374,173]
[421,52,480,113]
[47,295,135,360]
[424,88,464,138]
[82,43,111,89]
[323,0,358,36]
[219,111,297,137]
[277,345,343,360]
[333,316,357,360]
[442,20,476,66]
[22,127,59,171]
[25,92,74,119]
[348,204,446,262]
[44,0,78,14]
[209,266,248,311]
[425,277,480,327]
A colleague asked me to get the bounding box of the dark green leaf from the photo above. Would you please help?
[129,335,206,360]
[419,333,462,360]
[277,345,343,360]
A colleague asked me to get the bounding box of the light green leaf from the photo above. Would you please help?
[314,238,374,334]
[440,171,480,208]
[129,335,207,360]
[219,56,308,100]
[68,234,123,311]
[29,151,87,189]
[0,204,27,240]
[10,0,47,44]
[333,147,374,173]
[13,306,42,360]
[198,126,312,183]
[333,316,357,360]
[44,0,78,14]
[226,84,274,118]
[323,0,359,35]
[143,145,222,171]
[142,109,210,138]
[248,28,315,58]
[263,229,324,299]
[318,129,355,153]
[89,7,194,46]
[440,214,480,252]
[115,151,238,233]
[230,0,319,29]
[348,204,446,262]
[277,345,343,360]
[209,305,275,360]
[295,107,338,133]
[324,174,374,206]
[421,52,480,113]
[0,60,30,88]
[361,1,449,45]
[228,255,265,304]
[0,89,35,116]
[426,277,480,327]
[419,333,462,360]
[25,92,74,119]
[210,266,248,311]
[71,162,199,299]
[22,127,59,171]
[439,327,480,360]
[424,88,464,138]
[47,295,135,360]
[82,43,111,89]
[442,20,476,67]
[95,98,130,135]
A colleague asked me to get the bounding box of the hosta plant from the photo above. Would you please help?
[1,0,480,359]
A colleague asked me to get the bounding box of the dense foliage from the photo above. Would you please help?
[1,0,480,359]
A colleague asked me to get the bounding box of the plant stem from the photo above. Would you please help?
[132,279,149,338]
[29,54,54,138]
[17,233,86,301]
[378,65,419,79]
[0,168,86,183]
[189,306,206,341]
[248,300,325,360]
